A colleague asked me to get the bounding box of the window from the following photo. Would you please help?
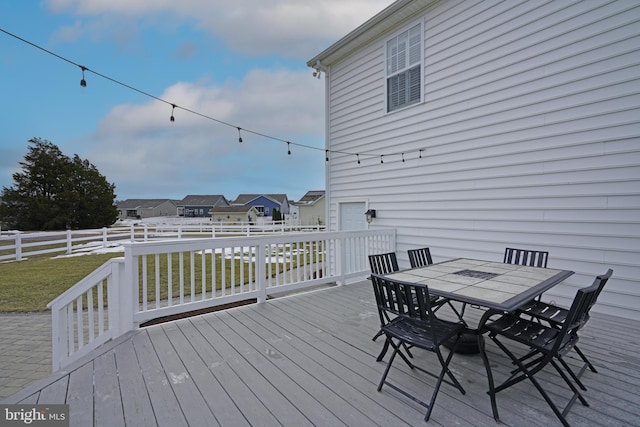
[386,22,423,112]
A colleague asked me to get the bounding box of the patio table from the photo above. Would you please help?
[384,258,574,353]
[384,258,574,312]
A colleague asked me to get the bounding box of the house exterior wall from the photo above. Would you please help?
[322,0,640,319]
[244,196,283,217]
[138,200,177,218]
[299,198,326,226]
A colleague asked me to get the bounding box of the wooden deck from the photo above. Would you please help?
[3,280,639,426]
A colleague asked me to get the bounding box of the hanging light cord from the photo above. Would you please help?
[0,27,428,164]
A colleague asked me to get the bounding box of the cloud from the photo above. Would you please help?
[45,0,393,58]
[84,68,325,199]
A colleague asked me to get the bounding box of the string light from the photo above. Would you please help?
[0,27,434,164]
[79,65,87,87]
[325,150,329,162]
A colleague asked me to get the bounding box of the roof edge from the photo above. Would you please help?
[307,0,434,68]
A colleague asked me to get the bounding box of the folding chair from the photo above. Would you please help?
[503,247,549,267]
[504,247,550,303]
[368,251,399,276]
[407,247,433,268]
[370,274,466,421]
[407,247,467,329]
[368,252,405,360]
[517,269,613,376]
[477,281,601,427]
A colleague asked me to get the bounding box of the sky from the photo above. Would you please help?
[0,0,393,202]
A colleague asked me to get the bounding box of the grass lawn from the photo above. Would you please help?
[0,253,123,312]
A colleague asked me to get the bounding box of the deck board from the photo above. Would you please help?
[112,338,156,427]
[3,280,640,427]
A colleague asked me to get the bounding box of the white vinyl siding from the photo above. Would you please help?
[386,21,423,112]
[324,0,640,320]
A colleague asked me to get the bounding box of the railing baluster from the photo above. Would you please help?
[142,255,148,312]
[87,290,94,341]
[167,253,173,306]
[97,281,104,335]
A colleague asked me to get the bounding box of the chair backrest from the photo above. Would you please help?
[554,281,602,352]
[408,247,433,268]
[370,273,436,324]
[368,252,399,275]
[586,268,613,316]
[503,247,549,268]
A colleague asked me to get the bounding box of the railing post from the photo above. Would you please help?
[50,304,64,372]
[130,224,135,241]
[143,224,148,241]
[66,229,72,254]
[338,235,347,286]
[120,243,137,334]
[256,244,267,303]
[15,232,22,262]
[103,227,108,247]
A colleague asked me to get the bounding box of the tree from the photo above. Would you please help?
[0,138,118,230]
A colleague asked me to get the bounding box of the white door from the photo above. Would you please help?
[339,202,366,231]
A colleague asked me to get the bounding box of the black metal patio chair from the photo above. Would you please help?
[477,280,601,427]
[407,246,467,328]
[517,269,613,377]
[503,247,549,267]
[407,247,433,268]
[504,247,550,303]
[368,251,399,276]
[370,274,466,421]
[368,252,407,360]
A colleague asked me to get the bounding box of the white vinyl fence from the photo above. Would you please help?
[47,229,395,371]
[0,222,325,262]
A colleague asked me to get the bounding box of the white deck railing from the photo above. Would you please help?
[47,229,395,371]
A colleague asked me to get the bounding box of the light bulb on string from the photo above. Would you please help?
[170,104,176,122]
[325,150,329,162]
[402,153,405,163]
[380,155,384,164]
[356,154,360,165]
[79,66,87,87]
[237,127,243,143]
[287,142,291,155]
[419,149,424,159]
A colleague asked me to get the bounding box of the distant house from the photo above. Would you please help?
[232,194,290,218]
[307,0,640,320]
[177,195,229,217]
[116,199,177,220]
[210,206,260,224]
[292,191,326,226]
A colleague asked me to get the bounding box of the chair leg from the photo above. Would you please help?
[425,346,464,421]
[490,336,577,427]
[376,338,390,362]
[376,336,413,362]
[574,345,597,373]
[478,334,500,422]
[549,359,589,411]
[557,357,587,391]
